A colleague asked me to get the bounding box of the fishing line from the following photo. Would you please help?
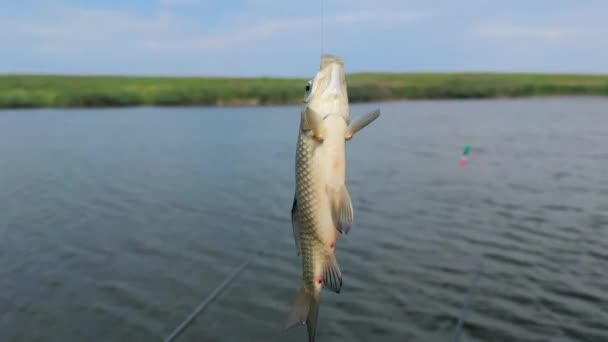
[449,128,487,342]
[321,0,324,55]
[164,259,251,342]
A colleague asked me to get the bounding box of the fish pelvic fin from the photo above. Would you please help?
[301,108,325,142]
[285,287,321,342]
[326,184,353,234]
[345,109,380,140]
[323,253,343,293]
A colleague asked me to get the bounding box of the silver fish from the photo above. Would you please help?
[285,54,380,342]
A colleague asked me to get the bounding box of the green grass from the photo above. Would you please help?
[1,73,608,109]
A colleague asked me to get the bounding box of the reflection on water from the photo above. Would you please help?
[0,97,607,342]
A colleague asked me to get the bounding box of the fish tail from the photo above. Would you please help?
[305,293,320,342]
[285,287,321,342]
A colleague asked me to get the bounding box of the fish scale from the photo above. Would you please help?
[296,131,323,287]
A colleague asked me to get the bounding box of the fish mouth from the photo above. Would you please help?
[320,54,343,68]
[320,58,345,98]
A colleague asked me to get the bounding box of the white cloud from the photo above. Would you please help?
[6,9,179,54]
[333,9,426,25]
[473,8,608,42]
[160,0,203,6]
[168,9,425,50]
[475,23,583,41]
[3,1,608,75]
[2,8,425,55]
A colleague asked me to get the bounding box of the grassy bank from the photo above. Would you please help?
[1,73,608,108]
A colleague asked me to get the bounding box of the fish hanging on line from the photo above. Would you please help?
[285,54,380,342]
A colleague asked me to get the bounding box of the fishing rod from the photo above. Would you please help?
[448,260,484,342]
[164,259,251,342]
[163,256,482,342]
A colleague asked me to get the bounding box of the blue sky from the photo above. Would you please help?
[1,0,607,76]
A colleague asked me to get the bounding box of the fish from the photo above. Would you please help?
[285,54,380,342]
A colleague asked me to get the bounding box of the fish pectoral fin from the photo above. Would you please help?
[323,254,343,293]
[326,184,353,234]
[345,109,380,140]
[291,196,301,256]
[301,108,325,142]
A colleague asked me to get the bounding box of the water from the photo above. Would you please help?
[0,98,607,342]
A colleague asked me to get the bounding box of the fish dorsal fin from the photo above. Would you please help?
[345,109,380,140]
[323,253,343,293]
[326,184,353,234]
[291,196,301,256]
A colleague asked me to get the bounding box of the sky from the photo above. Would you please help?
[1,0,607,76]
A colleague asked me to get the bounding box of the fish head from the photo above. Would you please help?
[302,54,350,125]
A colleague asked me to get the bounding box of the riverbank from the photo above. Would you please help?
[2,73,608,108]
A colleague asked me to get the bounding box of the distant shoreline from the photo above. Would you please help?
[2,73,608,109]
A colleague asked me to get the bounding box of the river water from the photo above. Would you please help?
[0,97,607,342]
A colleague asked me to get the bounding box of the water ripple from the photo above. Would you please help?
[2,99,608,341]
